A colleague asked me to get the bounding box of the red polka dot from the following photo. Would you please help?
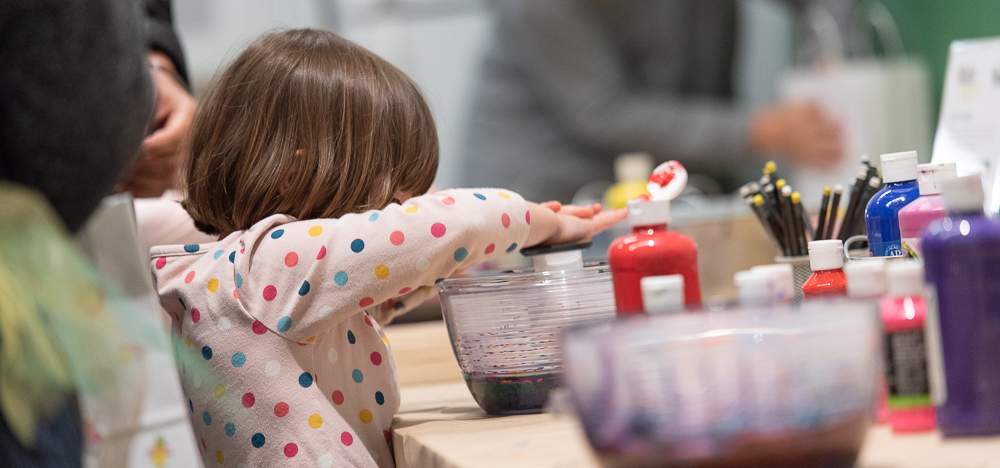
[332,390,344,405]
[201,438,206,450]
[430,223,446,238]
[233,289,239,299]
[485,244,496,254]
[251,321,267,335]
[191,308,200,323]
[501,214,511,228]
[364,315,373,326]
[317,246,327,260]
[370,352,382,366]
[526,210,531,224]
[359,297,374,308]
[242,392,255,408]
[274,402,289,417]
[185,271,195,284]
[389,231,405,245]
[240,248,245,254]
[155,257,167,269]
[398,287,412,294]
[385,299,396,310]
[284,252,298,267]
[263,285,277,301]
[384,430,391,443]
[442,197,455,205]
[283,443,298,458]
[341,432,353,446]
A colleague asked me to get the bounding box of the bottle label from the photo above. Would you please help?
[871,240,904,258]
[883,329,932,407]
[901,237,921,259]
[924,285,947,406]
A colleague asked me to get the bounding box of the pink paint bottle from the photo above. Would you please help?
[844,258,890,424]
[898,163,958,259]
[880,260,935,433]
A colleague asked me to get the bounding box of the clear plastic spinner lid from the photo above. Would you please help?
[437,241,610,294]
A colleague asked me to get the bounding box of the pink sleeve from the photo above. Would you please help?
[237,189,531,341]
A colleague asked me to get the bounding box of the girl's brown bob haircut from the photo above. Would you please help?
[182,28,438,236]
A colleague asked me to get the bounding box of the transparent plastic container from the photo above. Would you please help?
[563,300,880,468]
[438,263,616,415]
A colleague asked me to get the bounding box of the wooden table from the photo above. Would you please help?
[392,382,1000,468]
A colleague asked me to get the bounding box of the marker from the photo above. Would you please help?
[792,192,809,256]
[763,160,779,185]
[824,184,843,241]
[838,165,870,241]
[844,176,882,239]
[751,194,782,253]
[779,183,798,255]
[816,186,832,240]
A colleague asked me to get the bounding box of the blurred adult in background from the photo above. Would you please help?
[462,0,845,203]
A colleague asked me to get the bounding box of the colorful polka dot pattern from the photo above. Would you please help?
[150,189,529,467]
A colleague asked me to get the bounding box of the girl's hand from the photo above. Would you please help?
[524,202,626,247]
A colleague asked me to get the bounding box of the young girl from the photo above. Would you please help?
[151,29,624,467]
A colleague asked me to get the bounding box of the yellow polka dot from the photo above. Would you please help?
[207,278,219,293]
[404,206,419,214]
[306,335,316,342]
[216,450,224,464]
[382,336,390,346]
[498,192,511,199]
[215,384,225,399]
[359,409,373,424]
[117,347,133,363]
[309,225,323,237]
[185,335,192,348]
[374,264,390,280]
[309,413,323,429]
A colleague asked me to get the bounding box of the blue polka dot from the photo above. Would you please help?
[298,280,310,296]
[473,193,486,200]
[506,243,519,253]
[231,352,246,368]
[214,250,225,260]
[351,239,365,253]
[251,433,265,448]
[202,346,213,360]
[179,297,186,310]
[225,422,236,437]
[229,251,236,263]
[235,273,243,288]
[277,316,292,333]
[394,301,406,310]
[435,278,446,284]
[454,247,469,262]
[375,391,385,405]
[184,244,200,253]
[271,229,284,239]
[298,372,313,388]
[203,411,212,425]
[347,330,356,344]
[334,271,349,286]
[369,212,379,222]
[188,399,193,413]
[352,369,364,383]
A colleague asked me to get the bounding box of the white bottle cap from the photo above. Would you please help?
[626,198,670,227]
[879,151,919,183]
[734,270,774,305]
[941,173,986,212]
[640,275,684,315]
[916,162,958,196]
[807,239,844,271]
[750,264,794,302]
[843,258,887,299]
[885,260,925,298]
[614,152,654,183]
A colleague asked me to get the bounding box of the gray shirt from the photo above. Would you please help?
[462,0,752,203]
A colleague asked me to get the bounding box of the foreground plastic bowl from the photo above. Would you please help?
[563,300,880,468]
[439,263,615,415]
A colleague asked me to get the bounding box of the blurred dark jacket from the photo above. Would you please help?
[462,0,749,203]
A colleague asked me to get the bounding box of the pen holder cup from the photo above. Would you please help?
[843,235,908,263]
[775,255,811,302]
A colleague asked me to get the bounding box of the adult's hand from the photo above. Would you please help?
[751,102,844,169]
[119,51,196,197]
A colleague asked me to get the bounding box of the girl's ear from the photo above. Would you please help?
[280,149,305,194]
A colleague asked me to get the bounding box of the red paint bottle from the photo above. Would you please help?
[608,198,701,316]
[801,239,847,299]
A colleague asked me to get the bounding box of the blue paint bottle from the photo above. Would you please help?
[866,151,920,257]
